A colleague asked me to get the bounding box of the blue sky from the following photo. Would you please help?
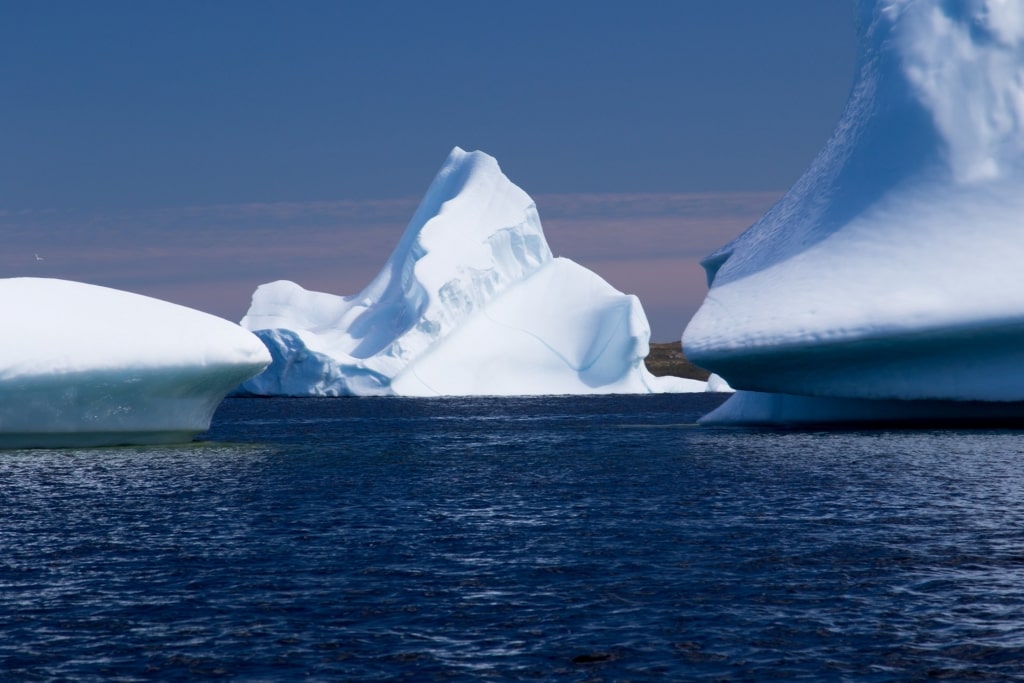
[2,1,856,340]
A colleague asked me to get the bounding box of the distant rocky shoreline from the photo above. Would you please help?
[644,342,709,381]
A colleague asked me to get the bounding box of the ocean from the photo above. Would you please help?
[3,394,1024,681]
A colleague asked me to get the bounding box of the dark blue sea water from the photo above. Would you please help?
[3,394,1024,681]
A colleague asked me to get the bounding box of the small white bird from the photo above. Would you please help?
[34,254,43,261]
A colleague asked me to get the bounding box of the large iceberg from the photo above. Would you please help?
[683,0,1024,425]
[1,278,270,447]
[241,147,703,396]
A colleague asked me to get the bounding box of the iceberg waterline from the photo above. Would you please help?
[241,147,704,397]
[683,0,1024,424]
[0,278,270,447]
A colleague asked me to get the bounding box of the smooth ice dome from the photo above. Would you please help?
[683,0,1024,424]
[0,278,270,447]
[241,147,702,396]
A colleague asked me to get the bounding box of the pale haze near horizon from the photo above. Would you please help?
[1,1,857,340]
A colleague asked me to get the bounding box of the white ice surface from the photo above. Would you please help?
[0,278,270,447]
[391,257,704,396]
[683,0,1024,423]
[704,374,734,394]
[242,147,702,396]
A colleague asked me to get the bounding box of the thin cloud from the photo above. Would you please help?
[2,191,779,339]
[535,191,781,220]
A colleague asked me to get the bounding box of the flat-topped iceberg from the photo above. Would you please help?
[1,278,270,447]
[683,0,1024,425]
[241,147,703,396]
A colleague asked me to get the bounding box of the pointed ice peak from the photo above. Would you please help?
[404,146,550,282]
[334,146,553,361]
[403,147,531,243]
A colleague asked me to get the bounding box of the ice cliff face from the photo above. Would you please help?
[683,0,1024,424]
[241,147,702,396]
[1,278,270,447]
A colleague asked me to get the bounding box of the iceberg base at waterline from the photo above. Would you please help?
[0,370,249,448]
[0,278,271,448]
[701,391,1024,427]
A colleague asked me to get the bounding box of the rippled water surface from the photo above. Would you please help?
[4,394,1024,680]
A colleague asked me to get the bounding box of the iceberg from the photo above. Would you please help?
[705,374,734,394]
[683,0,1024,425]
[241,147,703,396]
[1,278,270,447]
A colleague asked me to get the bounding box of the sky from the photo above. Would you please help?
[1,1,857,340]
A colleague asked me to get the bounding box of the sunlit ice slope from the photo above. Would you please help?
[683,0,1024,424]
[241,147,703,396]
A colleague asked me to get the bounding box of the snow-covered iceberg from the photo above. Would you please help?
[683,0,1024,425]
[241,147,703,396]
[1,278,270,447]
